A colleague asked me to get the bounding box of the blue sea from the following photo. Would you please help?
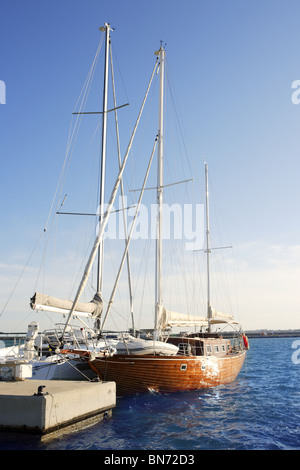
[0,337,299,451]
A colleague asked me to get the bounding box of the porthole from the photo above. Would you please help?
[180,364,187,371]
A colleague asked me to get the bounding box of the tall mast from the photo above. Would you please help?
[205,162,212,332]
[154,45,165,339]
[97,22,112,295]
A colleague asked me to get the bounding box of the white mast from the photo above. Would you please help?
[97,22,112,295]
[194,162,233,331]
[204,161,212,332]
[154,45,165,340]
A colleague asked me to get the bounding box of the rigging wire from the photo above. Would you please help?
[0,36,105,323]
[158,58,202,319]
[55,36,104,216]
[126,55,201,328]
[165,60,194,179]
[208,174,236,316]
[0,229,45,319]
[35,37,104,294]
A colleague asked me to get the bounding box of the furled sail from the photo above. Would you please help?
[30,292,103,318]
[158,306,207,329]
[158,305,236,329]
[210,307,234,322]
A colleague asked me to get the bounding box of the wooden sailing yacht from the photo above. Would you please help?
[84,44,249,395]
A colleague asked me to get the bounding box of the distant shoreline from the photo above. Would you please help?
[1,329,300,341]
[245,330,300,338]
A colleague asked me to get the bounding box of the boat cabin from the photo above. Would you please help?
[167,335,232,357]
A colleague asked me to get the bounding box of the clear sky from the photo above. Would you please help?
[0,0,300,332]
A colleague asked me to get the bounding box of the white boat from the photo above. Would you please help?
[0,321,99,381]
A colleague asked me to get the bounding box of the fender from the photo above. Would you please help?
[242,334,249,350]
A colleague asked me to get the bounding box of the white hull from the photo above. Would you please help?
[31,355,97,380]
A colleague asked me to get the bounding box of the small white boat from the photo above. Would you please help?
[0,322,111,381]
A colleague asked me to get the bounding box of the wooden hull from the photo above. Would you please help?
[88,351,246,395]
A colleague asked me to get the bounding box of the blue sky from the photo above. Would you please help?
[0,0,300,332]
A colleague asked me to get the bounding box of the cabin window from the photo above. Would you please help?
[227,344,231,351]
[206,345,212,354]
[180,364,187,371]
[214,345,219,353]
[221,345,226,352]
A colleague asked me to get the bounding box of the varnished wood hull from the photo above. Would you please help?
[88,351,246,395]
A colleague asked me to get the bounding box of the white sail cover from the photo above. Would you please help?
[158,305,235,329]
[30,292,103,318]
[158,306,207,329]
[210,308,234,322]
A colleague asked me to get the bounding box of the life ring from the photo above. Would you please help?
[242,334,250,350]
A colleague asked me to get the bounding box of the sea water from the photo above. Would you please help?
[0,337,299,451]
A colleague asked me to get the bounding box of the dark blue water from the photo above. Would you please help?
[0,337,299,450]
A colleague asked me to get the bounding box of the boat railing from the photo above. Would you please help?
[35,324,96,354]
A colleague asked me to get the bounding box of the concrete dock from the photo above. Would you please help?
[0,379,116,438]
